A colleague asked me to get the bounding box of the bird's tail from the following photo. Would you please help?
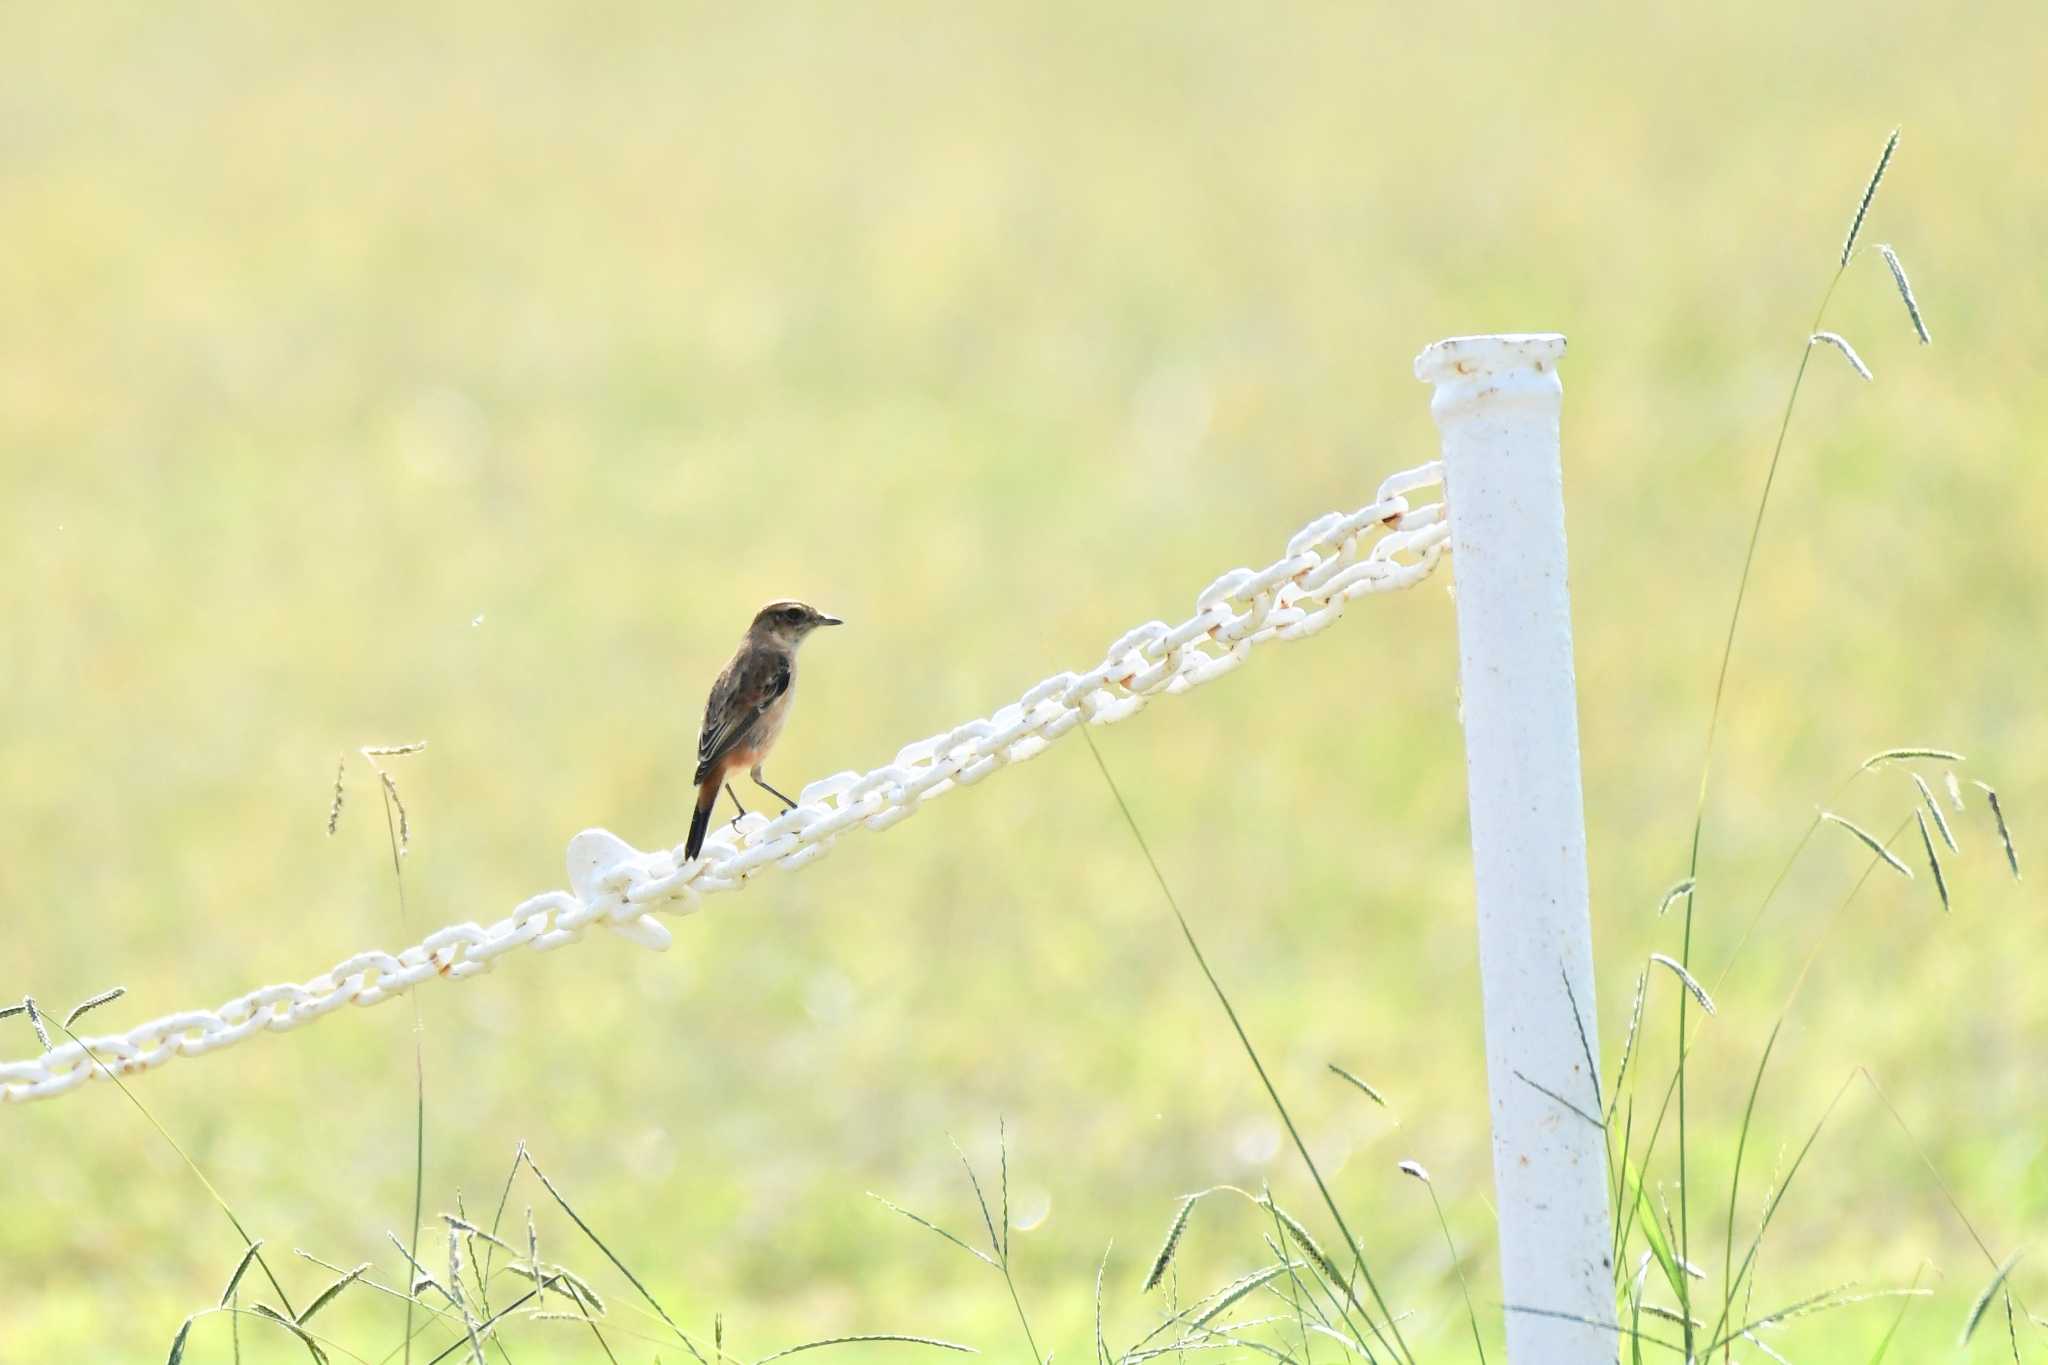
[684,778,718,861]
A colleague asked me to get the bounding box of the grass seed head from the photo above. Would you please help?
[1877,243,1931,344]
[1811,331,1873,382]
[1842,127,1900,266]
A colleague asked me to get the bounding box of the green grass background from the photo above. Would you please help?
[3,1,2043,1359]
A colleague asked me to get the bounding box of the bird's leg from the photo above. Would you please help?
[723,783,750,827]
[751,766,798,811]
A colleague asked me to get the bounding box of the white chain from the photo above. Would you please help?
[2,462,1448,1104]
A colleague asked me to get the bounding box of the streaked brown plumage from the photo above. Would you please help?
[685,600,842,861]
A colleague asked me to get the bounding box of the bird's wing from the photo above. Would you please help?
[694,653,792,782]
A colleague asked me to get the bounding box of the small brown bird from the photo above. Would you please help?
[685,600,843,861]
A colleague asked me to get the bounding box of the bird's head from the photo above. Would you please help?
[749,599,844,647]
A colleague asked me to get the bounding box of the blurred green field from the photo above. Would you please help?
[4,1,2044,1359]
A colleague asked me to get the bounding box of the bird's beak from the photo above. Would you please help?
[817,614,844,627]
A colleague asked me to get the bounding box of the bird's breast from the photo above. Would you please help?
[748,690,793,753]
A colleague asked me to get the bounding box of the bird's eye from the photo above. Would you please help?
[783,607,805,624]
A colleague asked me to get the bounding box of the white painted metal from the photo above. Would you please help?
[1417,333,1614,1362]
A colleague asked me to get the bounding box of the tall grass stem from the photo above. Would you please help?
[1080,725,1414,1365]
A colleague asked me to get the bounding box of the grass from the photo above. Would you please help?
[353,747,432,1364]
[872,1125,1044,1363]
[140,1077,977,1362]
[1637,126,2035,1365]
[3,2,2044,1359]
[1083,722,1412,1362]
[1670,124,1899,1360]
[1065,687,2021,1362]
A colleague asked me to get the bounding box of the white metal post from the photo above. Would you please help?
[1416,334,1614,1362]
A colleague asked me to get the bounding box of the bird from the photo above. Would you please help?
[684,600,843,861]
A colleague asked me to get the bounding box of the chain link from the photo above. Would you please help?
[2,462,1447,1104]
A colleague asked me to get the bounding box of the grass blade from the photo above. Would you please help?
[1962,1251,2023,1345]
[297,1262,371,1324]
[1876,244,1931,345]
[1678,122,1913,1362]
[522,1148,709,1363]
[753,1335,974,1363]
[1308,1321,1368,1355]
[1709,1072,1858,1348]
[1404,1160,1488,1365]
[1810,331,1873,382]
[22,996,50,1050]
[1860,747,1963,769]
[1562,964,1603,1115]
[1264,1200,1344,1289]
[1095,1241,1112,1365]
[1913,774,1958,851]
[1657,878,1696,916]
[1713,1283,1930,1346]
[478,1144,522,1292]
[552,1264,609,1316]
[48,1015,308,1341]
[869,1195,995,1267]
[882,1154,1045,1365]
[1606,968,1649,1125]
[1513,1067,1605,1129]
[1627,1271,1646,1365]
[360,740,430,757]
[166,1316,195,1365]
[385,1229,442,1299]
[1082,726,1413,1365]
[247,1304,329,1363]
[1841,128,1900,266]
[439,1214,514,1255]
[326,754,346,834]
[1864,1263,1928,1364]
[63,986,126,1028]
[1649,953,1716,1015]
[1720,1019,1784,1341]
[1624,1159,1686,1307]
[1820,812,1913,878]
[1975,782,2022,879]
[1915,811,1950,912]
[949,1137,1003,1262]
[220,1240,265,1306]
[1142,1194,1200,1291]
[1190,1263,1295,1330]
[1327,1063,1388,1107]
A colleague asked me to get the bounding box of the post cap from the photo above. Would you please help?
[1414,333,1567,386]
